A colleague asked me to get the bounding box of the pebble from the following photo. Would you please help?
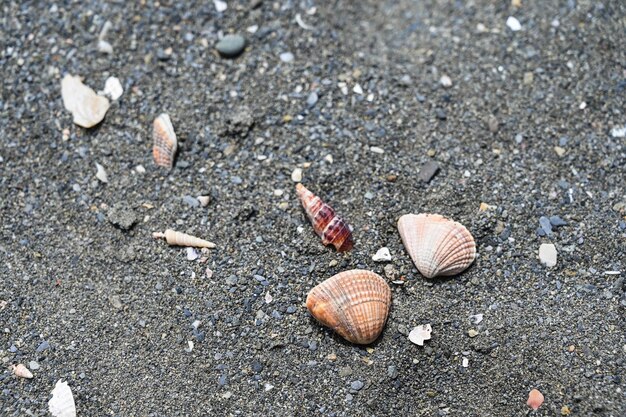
[28,361,40,370]
[339,367,352,377]
[554,146,566,157]
[353,84,364,95]
[109,295,123,309]
[350,380,364,391]
[36,341,50,352]
[95,163,108,183]
[372,247,392,262]
[306,92,318,108]
[439,75,452,88]
[197,196,211,207]
[226,275,238,286]
[435,108,447,120]
[216,35,246,58]
[488,115,499,133]
[291,167,303,182]
[182,195,200,208]
[384,264,399,280]
[467,329,479,338]
[610,126,626,138]
[523,72,534,85]
[370,146,384,154]
[186,247,199,261]
[539,243,557,267]
[549,216,567,227]
[418,161,440,183]
[539,216,553,235]
[100,76,123,100]
[506,16,522,31]
[61,75,110,128]
[279,52,294,63]
[213,0,227,12]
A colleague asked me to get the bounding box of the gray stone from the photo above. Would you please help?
[539,216,552,235]
[418,161,440,183]
[107,202,137,230]
[182,195,200,208]
[216,35,246,58]
[350,380,364,391]
[549,215,567,227]
[306,92,318,108]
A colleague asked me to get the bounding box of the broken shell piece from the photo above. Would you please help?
[372,247,392,262]
[197,196,211,207]
[95,163,108,183]
[61,74,110,128]
[49,379,77,417]
[99,76,123,100]
[397,213,476,278]
[11,363,33,379]
[527,388,544,410]
[153,114,177,169]
[296,183,353,252]
[153,229,216,249]
[408,324,432,346]
[306,270,391,344]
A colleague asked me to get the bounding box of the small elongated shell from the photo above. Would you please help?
[48,379,77,417]
[11,363,33,379]
[398,213,475,278]
[153,229,216,248]
[306,270,391,344]
[296,183,353,252]
[153,114,177,169]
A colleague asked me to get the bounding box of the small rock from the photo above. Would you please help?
[383,264,398,280]
[99,76,123,100]
[439,75,452,88]
[109,295,123,309]
[291,167,303,182]
[539,216,552,235]
[353,84,364,95]
[506,16,522,31]
[213,0,227,12]
[95,163,108,183]
[28,361,40,370]
[554,146,566,157]
[435,108,447,120]
[370,146,384,154]
[350,380,364,391]
[306,92,318,108]
[549,216,567,227]
[539,243,557,267]
[610,126,626,138]
[468,329,479,338]
[372,247,392,262]
[36,341,50,352]
[487,115,499,133]
[107,202,137,230]
[197,196,211,207]
[469,314,484,324]
[418,161,440,182]
[523,72,534,85]
[182,195,200,208]
[339,366,352,377]
[216,35,246,58]
[279,52,294,63]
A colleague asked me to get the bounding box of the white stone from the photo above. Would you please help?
[291,167,303,182]
[353,83,363,95]
[370,146,384,154]
[99,76,123,100]
[506,16,522,31]
[439,75,452,88]
[462,357,469,368]
[539,243,557,267]
[610,126,626,138]
[372,247,392,262]
[279,52,294,63]
[409,324,432,346]
[186,247,199,261]
[213,0,227,12]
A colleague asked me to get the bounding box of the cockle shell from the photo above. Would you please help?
[48,379,77,417]
[296,183,353,252]
[153,114,177,169]
[397,213,475,278]
[153,229,216,248]
[306,270,391,344]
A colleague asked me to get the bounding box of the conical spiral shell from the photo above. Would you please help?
[153,229,216,248]
[306,270,391,344]
[153,114,177,169]
[296,184,353,252]
[397,213,476,278]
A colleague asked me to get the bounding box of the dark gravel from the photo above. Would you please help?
[1,1,625,416]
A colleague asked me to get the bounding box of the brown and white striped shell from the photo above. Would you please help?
[296,183,353,252]
[306,270,391,344]
[397,213,475,278]
[153,113,177,169]
[153,229,216,248]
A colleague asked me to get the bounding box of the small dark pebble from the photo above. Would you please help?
[350,380,364,391]
[286,305,297,314]
[435,108,447,120]
[252,360,263,373]
[549,215,567,227]
[36,341,50,352]
[418,161,440,183]
[539,216,552,235]
[216,35,246,58]
[218,374,228,386]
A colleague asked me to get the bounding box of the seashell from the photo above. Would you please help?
[306,269,391,344]
[526,388,544,410]
[296,184,353,252]
[11,363,33,379]
[152,114,177,169]
[48,379,77,417]
[408,324,432,346]
[153,229,216,249]
[397,213,475,278]
[61,74,110,128]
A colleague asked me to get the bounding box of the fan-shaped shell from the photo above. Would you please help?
[306,270,391,344]
[397,213,475,278]
[153,114,177,169]
[296,183,353,252]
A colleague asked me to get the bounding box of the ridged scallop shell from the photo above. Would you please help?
[153,229,216,248]
[306,270,391,344]
[153,114,177,169]
[296,184,354,252]
[397,213,476,278]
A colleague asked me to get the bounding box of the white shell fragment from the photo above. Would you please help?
[98,21,113,54]
[539,243,557,267]
[506,16,522,31]
[95,163,108,183]
[197,196,211,207]
[611,126,626,138]
[469,313,484,324]
[48,379,77,417]
[372,247,392,262]
[213,0,227,12]
[61,75,110,128]
[295,13,314,30]
[409,324,432,346]
[99,76,123,100]
[439,75,452,88]
[11,363,33,379]
[186,247,199,261]
[291,167,303,182]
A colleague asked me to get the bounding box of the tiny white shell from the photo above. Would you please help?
[408,324,432,346]
[48,379,77,417]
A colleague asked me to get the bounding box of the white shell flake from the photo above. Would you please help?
[372,247,392,262]
[48,379,77,417]
[95,163,108,183]
[61,75,110,128]
[99,76,123,100]
[506,16,522,31]
[409,324,432,346]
